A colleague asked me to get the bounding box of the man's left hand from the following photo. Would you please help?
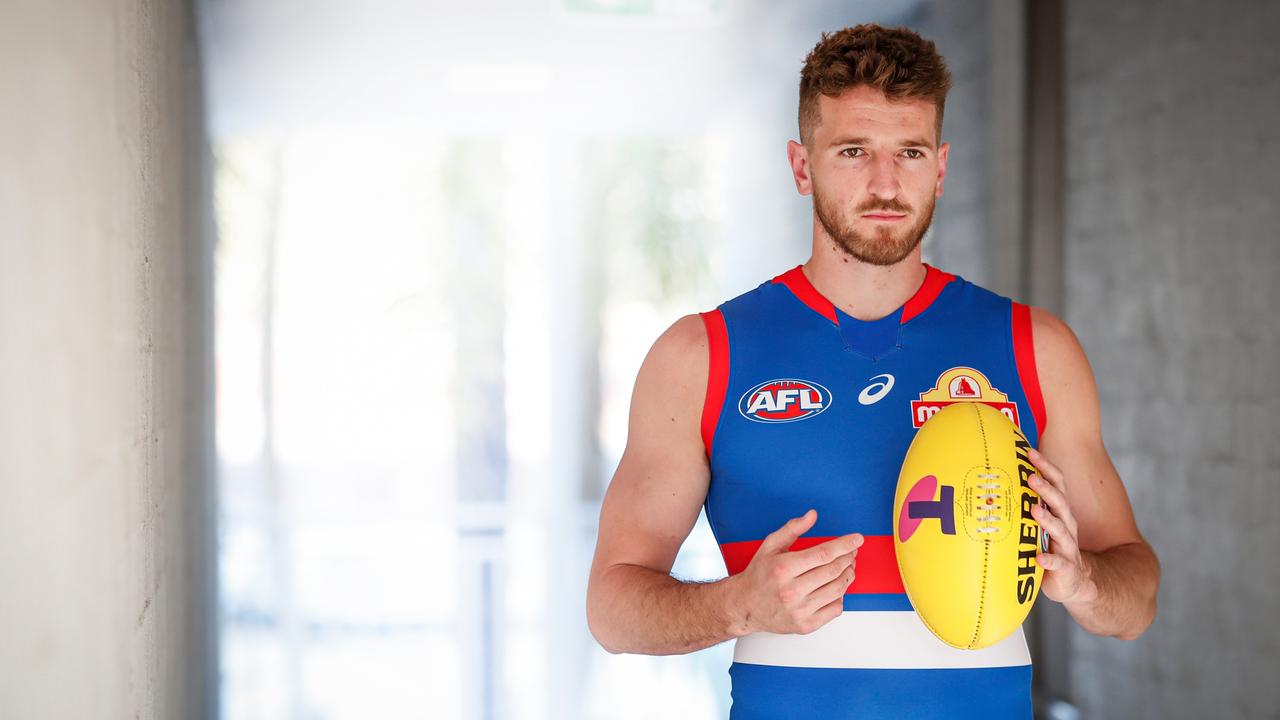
[1026,446,1099,606]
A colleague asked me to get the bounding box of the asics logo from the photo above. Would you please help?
[858,373,895,406]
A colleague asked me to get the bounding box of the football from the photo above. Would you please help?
[892,401,1047,649]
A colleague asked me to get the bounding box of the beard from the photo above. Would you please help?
[813,182,937,267]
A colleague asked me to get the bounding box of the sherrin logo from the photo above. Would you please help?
[738,378,832,423]
[911,367,1020,428]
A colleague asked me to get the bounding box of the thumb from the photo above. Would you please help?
[759,509,817,555]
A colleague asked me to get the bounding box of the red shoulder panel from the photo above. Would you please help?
[699,309,730,457]
[1011,302,1048,436]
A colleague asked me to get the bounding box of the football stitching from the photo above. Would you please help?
[970,403,990,649]
[912,601,961,649]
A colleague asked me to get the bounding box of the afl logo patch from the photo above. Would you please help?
[739,379,832,423]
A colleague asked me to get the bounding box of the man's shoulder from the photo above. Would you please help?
[655,313,710,358]
[638,313,711,394]
[1024,305,1097,434]
[642,271,778,373]
[1027,306,1085,363]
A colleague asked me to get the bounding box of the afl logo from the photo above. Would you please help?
[739,378,832,423]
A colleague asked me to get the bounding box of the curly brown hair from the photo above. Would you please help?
[798,24,952,145]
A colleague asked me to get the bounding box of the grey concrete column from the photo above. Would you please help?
[1063,1,1280,717]
[0,1,216,718]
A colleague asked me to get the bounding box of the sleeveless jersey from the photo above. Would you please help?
[698,263,1047,720]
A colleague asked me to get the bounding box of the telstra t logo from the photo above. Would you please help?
[898,475,956,542]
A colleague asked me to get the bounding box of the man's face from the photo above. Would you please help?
[788,85,950,266]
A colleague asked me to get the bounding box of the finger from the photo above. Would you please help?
[1027,473,1064,509]
[1028,474,1069,521]
[1031,503,1077,555]
[794,552,855,597]
[1028,447,1067,494]
[802,594,845,634]
[803,562,855,613]
[1036,552,1069,572]
[759,509,818,555]
[788,533,863,573]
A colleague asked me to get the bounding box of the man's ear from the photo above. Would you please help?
[935,141,950,198]
[787,140,813,196]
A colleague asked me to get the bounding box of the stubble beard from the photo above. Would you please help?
[813,182,937,267]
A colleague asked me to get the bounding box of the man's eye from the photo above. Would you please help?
[903,149,925,159]
[841,148,864,158]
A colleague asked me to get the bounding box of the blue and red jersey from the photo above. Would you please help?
[698,263,1046,719]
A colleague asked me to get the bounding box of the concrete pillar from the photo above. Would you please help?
[1063,1,1280,717]
[0,1,216,718]
[918,0,995,288]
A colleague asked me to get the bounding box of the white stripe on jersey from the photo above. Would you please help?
[733,611,1031,670]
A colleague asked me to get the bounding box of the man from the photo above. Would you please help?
[585,23,1159,718]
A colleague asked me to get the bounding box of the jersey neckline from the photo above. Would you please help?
[770,262,957,327]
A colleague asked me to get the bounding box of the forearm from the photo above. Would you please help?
[1064,541,1160,640]
[588,563,748,655]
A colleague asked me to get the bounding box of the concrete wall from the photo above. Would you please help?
[918,0,996,289]
[0,1,216,718]
[1063,2,1280,717]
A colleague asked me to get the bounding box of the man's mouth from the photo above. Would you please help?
[862,212,907,221]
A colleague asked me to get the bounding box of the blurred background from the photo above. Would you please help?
[2,0,1278,718]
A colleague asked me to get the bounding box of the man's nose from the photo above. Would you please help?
[866,154,900,200]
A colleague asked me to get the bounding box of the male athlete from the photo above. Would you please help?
[586,24,1159,718]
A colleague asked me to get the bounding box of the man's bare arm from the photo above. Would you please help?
[586,314,732,655]
[1029,307,1161,641]
[586,314,861,655]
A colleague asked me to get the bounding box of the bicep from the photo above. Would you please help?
[590,314,712,579]
[1032,308,1145,552]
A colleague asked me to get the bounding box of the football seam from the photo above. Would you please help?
[910,597,960,649]
[970,403,990,649]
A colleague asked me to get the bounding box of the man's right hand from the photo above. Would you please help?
[729,509,863,636]
[587,315,864,655]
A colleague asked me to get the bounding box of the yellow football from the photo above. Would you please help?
[892,401,1047,649]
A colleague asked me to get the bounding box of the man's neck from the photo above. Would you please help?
[802,242,927,322]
